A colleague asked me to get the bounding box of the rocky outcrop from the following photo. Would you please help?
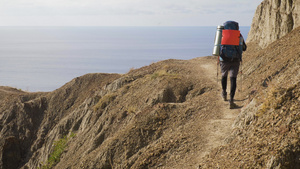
[247,0,300,48]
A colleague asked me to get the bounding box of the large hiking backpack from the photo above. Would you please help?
[220,21,243,61]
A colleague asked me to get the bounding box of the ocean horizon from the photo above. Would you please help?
[0,26,250,92]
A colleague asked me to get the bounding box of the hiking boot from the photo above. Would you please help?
[229,100,238,109]
[222,92,227,101]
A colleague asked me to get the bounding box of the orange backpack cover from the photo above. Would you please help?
[221,30,240,46]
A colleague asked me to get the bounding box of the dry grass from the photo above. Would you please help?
[94,93,117,111]
[151,69,180,80]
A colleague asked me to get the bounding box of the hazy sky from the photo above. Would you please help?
[0,0,263,26]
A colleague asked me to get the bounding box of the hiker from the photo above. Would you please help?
[218,21,247,109]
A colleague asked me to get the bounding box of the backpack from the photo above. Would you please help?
[220,21,243,62]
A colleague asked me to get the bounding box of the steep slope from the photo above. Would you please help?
[247,0,300,48]
[199,26,300,168]
[0,73,121,169]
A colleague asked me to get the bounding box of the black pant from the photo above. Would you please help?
[222,76,237,101]
[220,61,240,102]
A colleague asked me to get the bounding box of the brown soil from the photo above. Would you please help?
[63,56,246,169]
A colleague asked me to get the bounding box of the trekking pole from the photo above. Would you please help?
[217,56,219,83]
[240,60,243,93]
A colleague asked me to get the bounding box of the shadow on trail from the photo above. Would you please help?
[230,104,244,109]
[234,97,248,102]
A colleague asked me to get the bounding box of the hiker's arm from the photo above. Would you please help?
[243,40,247,51]
[240,34,247,51]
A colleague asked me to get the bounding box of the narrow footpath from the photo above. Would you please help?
[161,57,247,169]
[192,57,246,167]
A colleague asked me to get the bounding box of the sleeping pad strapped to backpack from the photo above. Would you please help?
[220,21,244,62]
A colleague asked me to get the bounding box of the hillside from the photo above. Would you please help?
[199,26,300,168]
[1,56,245,169]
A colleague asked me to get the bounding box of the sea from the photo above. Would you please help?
[0,26,250,92]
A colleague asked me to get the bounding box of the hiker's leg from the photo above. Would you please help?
[222,76,228,95]
[229,62,240,102]
[220,62,230,77]
[220,62,229,100]
[230,77,237,101]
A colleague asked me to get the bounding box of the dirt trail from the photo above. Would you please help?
[195,58,244,165]
[161,57,245,169]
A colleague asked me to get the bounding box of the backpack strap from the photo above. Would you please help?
[235,45,242,62]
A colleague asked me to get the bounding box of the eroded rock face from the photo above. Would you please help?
[247,0,300,48]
